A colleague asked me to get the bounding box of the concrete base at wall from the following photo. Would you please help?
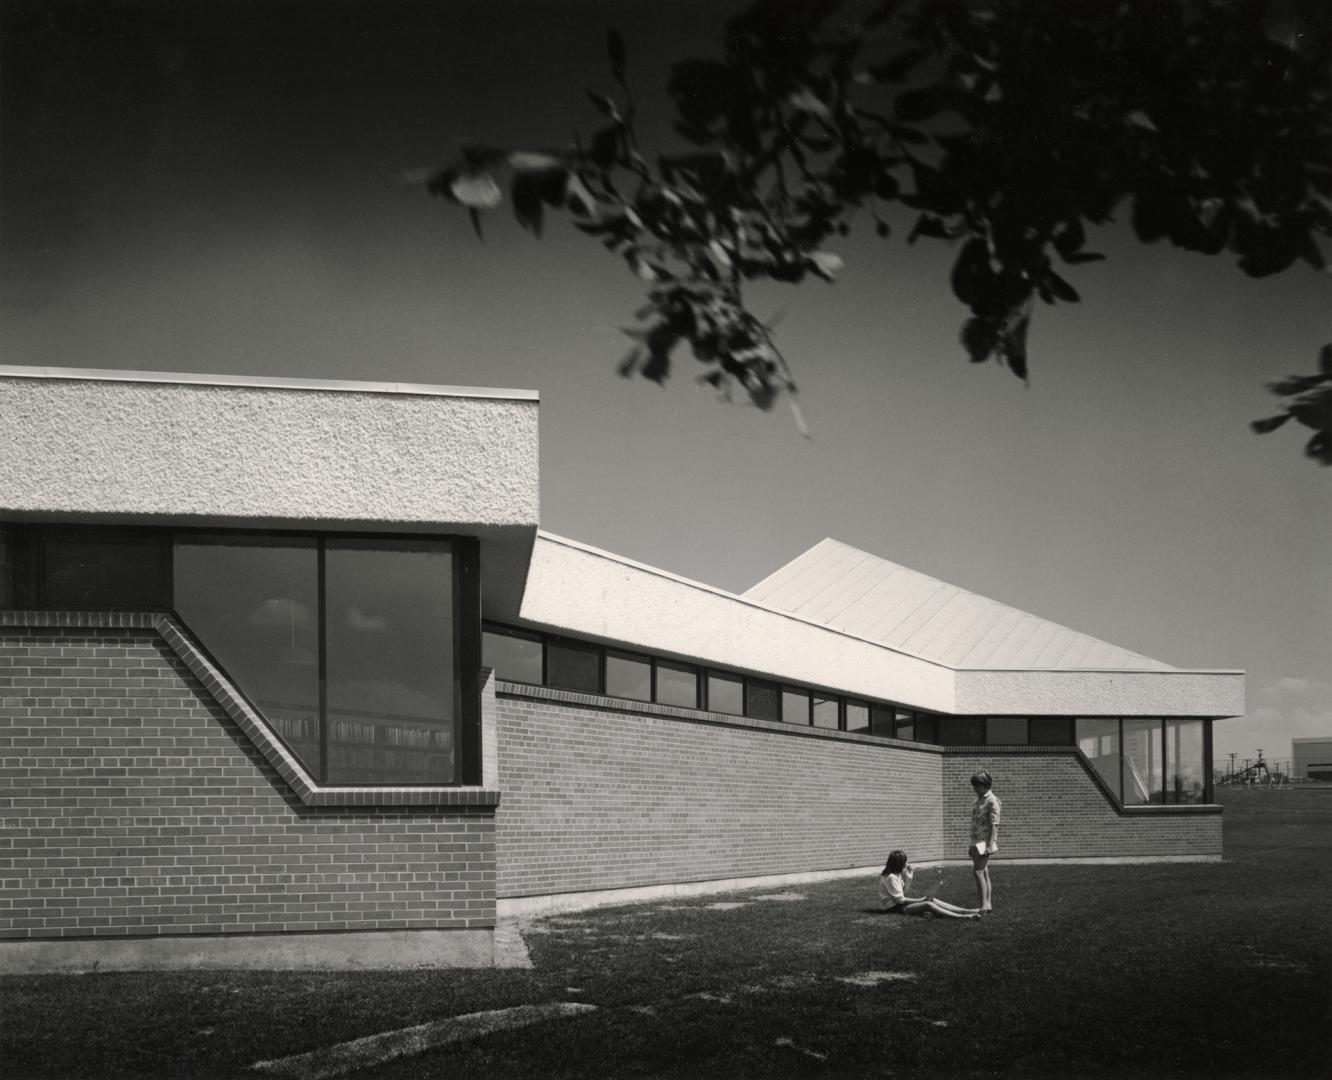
[498,864,887,919]
[499,851,1226,919]
[0,928,495,974]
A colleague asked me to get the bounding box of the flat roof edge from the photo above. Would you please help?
[0,364,540,402]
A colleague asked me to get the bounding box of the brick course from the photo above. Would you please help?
[0,626,495,940]
[495,685,944,898]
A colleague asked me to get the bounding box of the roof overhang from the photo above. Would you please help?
[0,365,541,618]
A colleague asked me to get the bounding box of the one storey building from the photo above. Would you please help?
[0,365,1244,972]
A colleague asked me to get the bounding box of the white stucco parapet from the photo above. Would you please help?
[954,668,1245,718]
[518,532,958,712]
[0,366,539,527]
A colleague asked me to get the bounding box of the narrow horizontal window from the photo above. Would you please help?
[707,672,744,716]
[745,678,780,722]
[987,717,1028,745]
[656,661,698,708]
[894,708,915,741]
[1029,716,1074,745]
[844,700,870,733]
[39,526,168,608]
[938,717,986,746]
[483,627,543,685]
[869,703,895,737]
[546,636,601,693]
[915,714,939,744]
[782,687,810,725]
[605,650,651,701]
[812,695,839,730]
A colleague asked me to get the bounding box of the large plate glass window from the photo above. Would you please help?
[324,538,455,785]
[1123,718,1164,804]
[1166,719,1205,804]
[175,533,467,786]
[175,534,321,775]
[1076,719,1121,800]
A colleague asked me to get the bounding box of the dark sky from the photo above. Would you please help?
[2,0,1329,763]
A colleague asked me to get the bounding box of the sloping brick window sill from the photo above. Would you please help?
[1,610,500,809]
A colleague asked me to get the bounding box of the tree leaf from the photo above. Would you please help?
[449,171,503,209]
[1320,343,1332,377]
[807,250,843,281]
[1305,429,1332,465]
[1250,413,1292,434]
[1042,270,1081,304]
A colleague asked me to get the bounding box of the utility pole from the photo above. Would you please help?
[1228,752,1237,780]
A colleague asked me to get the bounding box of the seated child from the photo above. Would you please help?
[878,850,982,919]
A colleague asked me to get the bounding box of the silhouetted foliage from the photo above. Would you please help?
[1253,344,1332,464]
[427,0,1330,456]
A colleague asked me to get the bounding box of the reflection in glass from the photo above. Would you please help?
[1076,718,1121,801]
[915,715,939,744]
[1123,718,1164,804]
[546,636,600,693]
[845,700,870,733]
[656,661,698,708]
[987,717,1028,744]
[325,539,454,785]
[606,651,651,701]
[813,695,839,729]
[1167,719,1205,804]
[782,688,810,725]
[708,673,744,716]
[745,679,780,721]
[894,708,915,741]
[483,629,542,684]
[175,535,321,776]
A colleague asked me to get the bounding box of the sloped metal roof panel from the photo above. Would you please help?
[743,538,1173,671]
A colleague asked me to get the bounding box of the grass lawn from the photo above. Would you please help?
[2,788,1329,1079]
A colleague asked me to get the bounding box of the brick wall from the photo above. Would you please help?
[0,626,495,940]
[495,685,945,898]
[941,752,1223,859]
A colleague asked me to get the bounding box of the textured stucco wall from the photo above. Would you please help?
[954,668,1244,717]
[0,374,539,528]
[495,683,945,898]
[519,534,957,712]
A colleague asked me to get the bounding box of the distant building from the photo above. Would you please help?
[1292,737,1332,781]
[0,365,1244,973]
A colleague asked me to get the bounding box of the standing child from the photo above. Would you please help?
[969,770,1001,913]
[877,850,981,919]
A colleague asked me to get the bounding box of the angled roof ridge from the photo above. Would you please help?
[743,537,1174,672]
